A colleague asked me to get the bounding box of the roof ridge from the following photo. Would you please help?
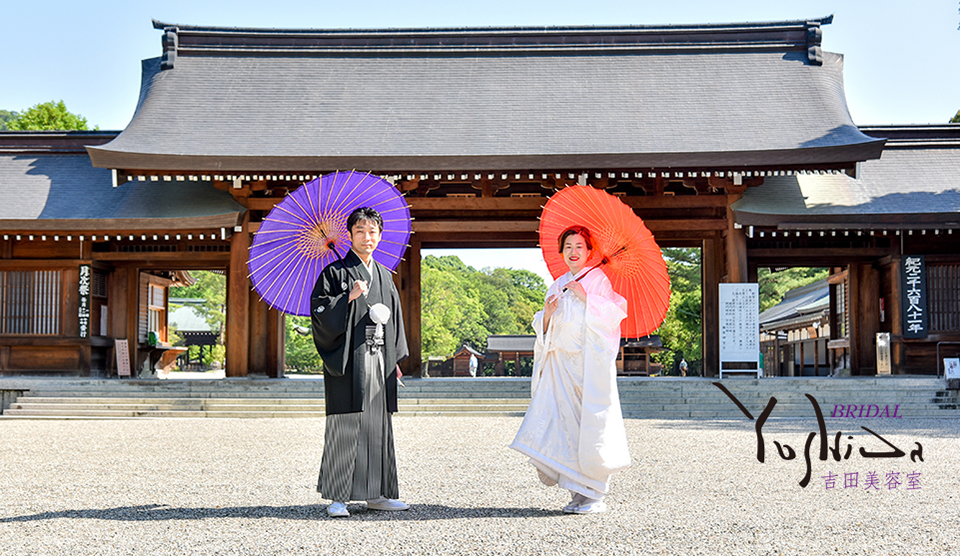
[859,125,960,147]
[150,16,833,64]
[151,17,833,34]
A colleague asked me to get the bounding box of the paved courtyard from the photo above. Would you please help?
[1,416,957,555]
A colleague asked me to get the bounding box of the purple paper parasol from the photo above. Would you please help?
[247,171,411,316]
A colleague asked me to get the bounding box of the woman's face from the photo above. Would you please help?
[562,233,591,275]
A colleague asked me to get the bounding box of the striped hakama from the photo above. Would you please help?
[318,324,399,502]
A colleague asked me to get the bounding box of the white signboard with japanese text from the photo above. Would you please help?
[945,358,960,381]
[719,283,760,377]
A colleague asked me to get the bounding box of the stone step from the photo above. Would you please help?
[3,377,958,419]
[2,395,531,419]
[14,396,528,406]
[0,408,526,419]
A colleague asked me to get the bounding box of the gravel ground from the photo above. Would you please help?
[0,416,957,556]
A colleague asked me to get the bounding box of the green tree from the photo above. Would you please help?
[169,271,226,339]
[285,315,323,373]
[757,267,828,312]
[655,248,703,375]
[6,100,96,131]
[0,110,17,130]
[420,264,489,356]
[951,110,960,123]
[419,255,547,358]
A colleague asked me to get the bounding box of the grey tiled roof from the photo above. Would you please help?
[759,279,829,330]
[87,20,882,173]
[732,127,960,226]
[169,306,214,332]
[0,149,245,231]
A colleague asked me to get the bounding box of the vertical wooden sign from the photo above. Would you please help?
[78,264,91,339]
[901,255,928,339]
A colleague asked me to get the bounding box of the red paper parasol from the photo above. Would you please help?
[539,185,670,338]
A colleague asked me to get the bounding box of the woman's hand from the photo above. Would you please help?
[542,294,559,331]
[565,280,587,303]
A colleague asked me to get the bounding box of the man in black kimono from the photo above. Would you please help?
[311,207,409,518]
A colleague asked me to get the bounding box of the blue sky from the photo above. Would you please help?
[3,0,958,282]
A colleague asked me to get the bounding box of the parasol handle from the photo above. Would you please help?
[561,245,627,291]
[326,240,375,309]
[320,233,360,285]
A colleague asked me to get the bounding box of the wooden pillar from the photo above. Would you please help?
[398,235,422,377]
[701,235,722,377]
[888,257,904,374]
[814,339,820,376]
[724,199,747,283]
[248,291,267,376]
[849,262,880,375]
[799,341,805,377]
[774,334,781,377]
[848,264,862,374]
[226,215,251,377]
[247,293,284,377]
[126,268,140,375]
[267,309,284,378]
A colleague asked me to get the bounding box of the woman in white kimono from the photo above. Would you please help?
[510,226,631,514]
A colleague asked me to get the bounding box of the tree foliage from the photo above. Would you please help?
[654,248,703,375]
[167,271,227,367]
[757,267,829,312]
[6,100,95,131]
[0,110,16,131]
[286,315,323,373]
[951,110,960,124]
[169,271,226,335]
[420,255,547,357]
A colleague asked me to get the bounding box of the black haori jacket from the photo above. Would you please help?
[311,249,408,415]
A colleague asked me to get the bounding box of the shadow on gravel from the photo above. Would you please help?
[0,504,561,522]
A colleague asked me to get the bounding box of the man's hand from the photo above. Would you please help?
[349,280,368,302]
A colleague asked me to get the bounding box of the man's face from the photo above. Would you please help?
[349,219,381,260]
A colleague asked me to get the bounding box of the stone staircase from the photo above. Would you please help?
[616,376,960,419]
[0,376,957,419]
[0,378,530,419]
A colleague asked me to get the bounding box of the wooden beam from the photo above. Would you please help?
[412,219,727,234]
[0,259,89,270]
[93,252,232,264]
[827,269,848,285]
[748,248,891,264]
[405,195,729,211]
[413,221,539,234]
[648,219,727,232]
